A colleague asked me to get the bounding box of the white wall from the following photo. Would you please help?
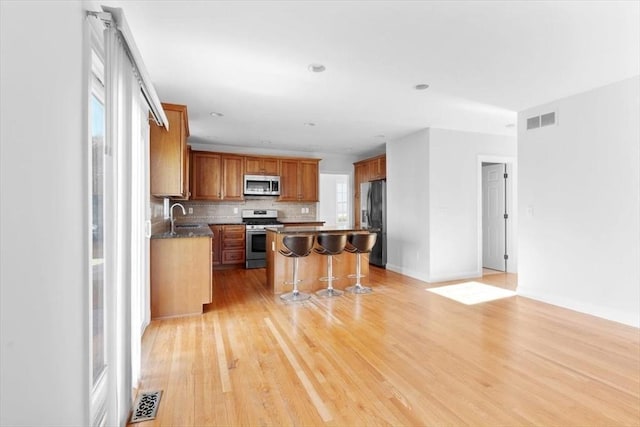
[387,129,431,280]
[1,1,89,425]
[428,128,516,281]
[386,128,516,282]
[518,76,640,327]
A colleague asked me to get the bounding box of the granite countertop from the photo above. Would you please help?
[152,224,214,239]
[206,220,244,225]
[266,226,377,234]
[278,219,325,224]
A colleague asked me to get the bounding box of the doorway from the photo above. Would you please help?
[478,156,517,274]
[319,174,350,227]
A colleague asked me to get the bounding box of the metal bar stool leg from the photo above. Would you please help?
[315,234,346,298]
[316,254,344,297]
[281,257,311,302]
[345,232,376,294]
[345,252,372,294]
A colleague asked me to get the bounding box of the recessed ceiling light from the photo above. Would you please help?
[375,134,386,138]
[261,140,272,145]
[304,122,316,127]
[308,63,326,73]
[209,112,224,117]
[414,84,430,90]
[505,123,515,128]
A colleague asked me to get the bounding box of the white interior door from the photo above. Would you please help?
[482,163,506,271]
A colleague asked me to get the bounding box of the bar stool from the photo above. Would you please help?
[345,233,377,294]
[314,234,347,297]
[279,235,315,302]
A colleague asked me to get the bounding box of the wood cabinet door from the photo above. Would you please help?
[353,162,368,227]
[262,158,279,175]
[150,106,188,197]
[209,225,222,266]
[368,156,386,180]
[191,152,222,200]
[245,157,279,175]
[222,155,244,200]
[278,159,300,201]
[299,160,319,202]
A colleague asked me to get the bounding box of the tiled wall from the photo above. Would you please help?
[150,196,318,226]
[150,197,167,234]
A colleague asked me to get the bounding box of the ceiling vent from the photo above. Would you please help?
[527,111,556,130]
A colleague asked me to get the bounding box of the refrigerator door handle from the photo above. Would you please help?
[366,186,372,227]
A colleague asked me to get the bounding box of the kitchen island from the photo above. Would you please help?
[266,226,373,294]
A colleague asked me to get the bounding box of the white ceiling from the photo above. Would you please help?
[106,1,639,156]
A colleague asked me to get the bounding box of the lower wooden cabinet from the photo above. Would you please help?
[210,224,246,269]
[150,236,212,319]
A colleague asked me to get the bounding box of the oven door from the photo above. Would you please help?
[245,229,267,268]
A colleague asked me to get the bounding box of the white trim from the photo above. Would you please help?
[517,290,640,328]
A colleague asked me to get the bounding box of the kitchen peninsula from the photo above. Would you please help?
[266,226,372,294]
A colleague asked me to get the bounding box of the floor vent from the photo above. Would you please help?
[130,390,162,423]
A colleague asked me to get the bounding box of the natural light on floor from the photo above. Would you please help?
[426,281,516,305]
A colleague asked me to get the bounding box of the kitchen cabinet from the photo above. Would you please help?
[354,162,368,228]
[190,151,244,201]
[278,158,319,202]
[150,103,190,198]
[151,236,211,319]
[209,225,222,266]
[245,156,279,175]
[209,224,245,268]
[368,155,386,181]
[354,154,386,228]
[221,225,246,266]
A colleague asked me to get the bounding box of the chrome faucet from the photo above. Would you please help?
[170,202,186,235]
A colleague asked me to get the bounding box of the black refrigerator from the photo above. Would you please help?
[360,179,386,267]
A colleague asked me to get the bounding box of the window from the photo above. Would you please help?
[90,56,106,388]
[336,181,348,225]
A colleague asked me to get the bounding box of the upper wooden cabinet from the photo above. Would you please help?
[368,155,386,181]
[278,159,319,202]
[150,103,190,198]
[191,151,244,201]
[245,156,279,175]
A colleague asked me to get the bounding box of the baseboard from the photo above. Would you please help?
[426,270,481,283]
[385,265,483,284]
[385,263,429,282]
[517,289,640,328]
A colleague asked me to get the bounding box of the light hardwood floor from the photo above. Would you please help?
[131,267,640,426]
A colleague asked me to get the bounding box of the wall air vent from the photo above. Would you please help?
[540,112,556,127]
[526,111,557,130]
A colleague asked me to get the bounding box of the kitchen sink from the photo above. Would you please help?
[175,224,203,229]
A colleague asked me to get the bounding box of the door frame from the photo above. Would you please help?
[476,155,517,275]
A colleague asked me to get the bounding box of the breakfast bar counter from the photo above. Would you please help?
[266,227,372,294]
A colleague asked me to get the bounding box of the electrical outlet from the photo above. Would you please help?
[163,198,170,219]
[301,207,305,213]
[233,207,238,214]
[188,207,193,214]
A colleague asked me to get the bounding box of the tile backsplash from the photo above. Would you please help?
[155,197,317,226]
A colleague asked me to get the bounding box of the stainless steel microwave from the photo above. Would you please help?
[243,175,281,196]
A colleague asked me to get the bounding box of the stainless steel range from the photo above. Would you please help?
[242,209,283,269]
